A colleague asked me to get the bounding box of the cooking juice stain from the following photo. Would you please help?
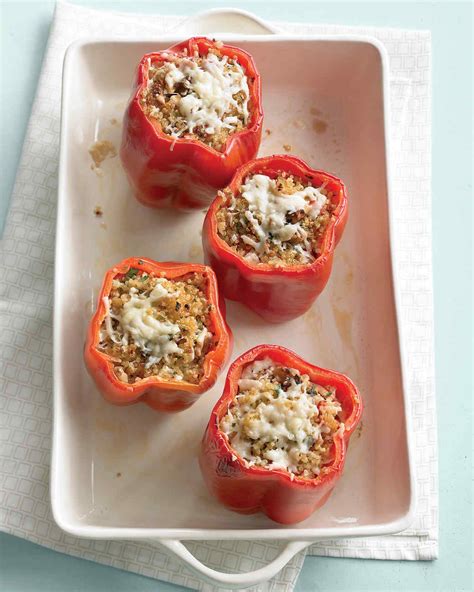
[312,119,328,134]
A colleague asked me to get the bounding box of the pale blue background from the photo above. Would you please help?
[0,1,472,591]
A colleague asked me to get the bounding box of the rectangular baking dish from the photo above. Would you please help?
[52,10,415,586]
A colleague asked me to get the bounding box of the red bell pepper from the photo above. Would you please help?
[199,345,362,524]
[84,257,232,413]
[120,37,263,209]
[202,155,348,323]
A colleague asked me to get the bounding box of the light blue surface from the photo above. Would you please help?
[1,1,472,591]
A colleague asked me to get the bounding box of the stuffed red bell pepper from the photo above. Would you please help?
[84,257,232,413]
[202,154,348,322]
[199,345,362,524]
[120,37,263,209]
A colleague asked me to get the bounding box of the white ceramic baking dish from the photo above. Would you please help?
[51,9,416,588]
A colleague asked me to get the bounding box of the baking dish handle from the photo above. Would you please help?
[170,8,282,35]
[160,539,310,589]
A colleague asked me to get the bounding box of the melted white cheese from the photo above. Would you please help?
[233,174,327,262]
[195,327,210,357]
[221,358,342,474]
[151,52,249,138]
[103,281,182,364]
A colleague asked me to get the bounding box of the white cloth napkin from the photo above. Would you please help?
[0,2,437,590]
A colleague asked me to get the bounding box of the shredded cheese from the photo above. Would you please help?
[103,281,182,364]
[231,174,327,262]
[220,358,343,477]
[148,52,249,139]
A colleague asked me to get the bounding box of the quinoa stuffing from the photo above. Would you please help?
[216,172,337,266]
[142,48,250,151]
[98,270,215,384]
[220,358,344,479]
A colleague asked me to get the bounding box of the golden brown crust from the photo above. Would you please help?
[142,50,249,151]
[98,272,214,384]
[216,173,336,266]
[220,363,342,478]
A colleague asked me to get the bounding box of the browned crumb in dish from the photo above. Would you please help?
[98,270,215,384]
[89,140,117,168]
[220,359,343,479]
[141,49,250,151]
[216,173,336,267]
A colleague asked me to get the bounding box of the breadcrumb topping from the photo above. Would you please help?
[98,270,215,384]
[216,173,336,266]
[142,48,250,151]
[220,358,343,478]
